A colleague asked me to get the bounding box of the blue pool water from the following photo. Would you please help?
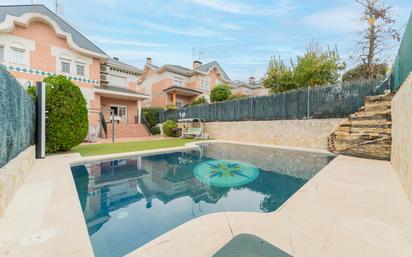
[71,143,335,257]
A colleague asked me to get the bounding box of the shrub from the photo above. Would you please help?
[228,93,247,100]
[210,84,231,102]
[142,107,163,127]
[191,96,208,106]
[150,126,161,135]
[166,104,176,110]
[263,42,345,93]
[162,120,177,137]
[28,75,88,153]
[342,63,388,82]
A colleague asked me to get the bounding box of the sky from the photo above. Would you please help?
[2,0,412,81]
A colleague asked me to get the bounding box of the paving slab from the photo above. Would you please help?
[0,142,411,257]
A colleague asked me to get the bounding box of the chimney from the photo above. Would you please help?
[193,60,202,69]
[146,57,152,65]
[248,76,256,84]
[113,57,119,61]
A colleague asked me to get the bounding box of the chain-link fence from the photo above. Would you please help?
[0,66,36,168]
[393,11,412,92]
[159,79,390,123]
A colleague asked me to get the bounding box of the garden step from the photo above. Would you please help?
[336,125,391,134]
[105,123,150,139]
[364,93,394,113]
[328,92,393,160]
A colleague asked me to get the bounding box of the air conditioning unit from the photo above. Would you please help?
[100,74,108,82]
[100,65,109,74]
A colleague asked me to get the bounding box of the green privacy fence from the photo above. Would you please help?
[0,66,36,168]
[392,11,412,91]
[159,79,390,123]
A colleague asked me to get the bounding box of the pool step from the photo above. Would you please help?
[328,92,393,160]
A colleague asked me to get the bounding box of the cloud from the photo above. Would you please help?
[91,0,125,7]
[187,0,252,14]
[221,23,242,30]
[302,5,362,33]
[89,37,168,47]
[187,0,298,18]
[136,19,215,37]
[106,49,193,68]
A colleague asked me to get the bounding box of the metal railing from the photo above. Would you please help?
[139,115,153,135]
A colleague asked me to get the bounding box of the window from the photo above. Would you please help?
[0,46,4,62]
[76,64,85,76]
[61,61,70,73]
[174,79,183,87]
[200,79,210,90]
[176,99,184,108]
[11,47,25,65]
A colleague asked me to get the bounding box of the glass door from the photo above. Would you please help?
[110,105,128,123]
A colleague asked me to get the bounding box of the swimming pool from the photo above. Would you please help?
[71,142,335,257]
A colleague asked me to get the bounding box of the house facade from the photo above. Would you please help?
[138,58,231,108]
[230,77,269,97]
[0,5,148,138]
[98,57,144,125]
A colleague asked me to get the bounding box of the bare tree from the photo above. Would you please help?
[356,0,400,78]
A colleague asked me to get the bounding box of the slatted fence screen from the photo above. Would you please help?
[393,11,412,91]
[0,66,36,168]
[159,79,390,123]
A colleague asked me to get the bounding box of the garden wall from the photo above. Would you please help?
[0,66,36,167]
[0,146,36,215]
[205,119,345,149]
[391,72,412,203]
[160,79,390,123]
[0,66,36,215]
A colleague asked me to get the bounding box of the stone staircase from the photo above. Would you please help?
[328,92,394,160]
[105,123,151,139]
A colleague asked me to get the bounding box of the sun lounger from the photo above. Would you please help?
[212,234,293,257]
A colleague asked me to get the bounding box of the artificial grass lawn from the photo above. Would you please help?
[72,139,199,157]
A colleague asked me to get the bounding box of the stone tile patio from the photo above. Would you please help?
[1,141,411,257]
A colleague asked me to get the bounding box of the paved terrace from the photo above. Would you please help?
[0,141,411,257]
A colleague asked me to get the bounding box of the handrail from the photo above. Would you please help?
[99,112,108,138]
[138,115,152,135]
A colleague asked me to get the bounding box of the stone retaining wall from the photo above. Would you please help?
[204,119,345,149]
[0,146,35,216]
[391,72,412,203]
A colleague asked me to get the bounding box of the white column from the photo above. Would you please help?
[137,99,142,124]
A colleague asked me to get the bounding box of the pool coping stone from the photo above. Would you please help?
[0,140,411,257]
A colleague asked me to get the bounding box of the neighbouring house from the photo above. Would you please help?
[98,57,144,125]
[0,4,149,139]
[138,58,232,108]
[230,77,269,97]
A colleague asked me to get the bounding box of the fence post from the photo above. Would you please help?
[111,110,115,143]
[307,86,310,119]
[36,81,46,159]
[250,97,253,121]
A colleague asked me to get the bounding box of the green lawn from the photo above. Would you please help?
[72,139,199,157]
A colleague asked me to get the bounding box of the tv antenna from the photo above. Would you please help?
[192,47,206,61]
[249,68,255,78]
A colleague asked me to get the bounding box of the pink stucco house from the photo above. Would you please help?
[0,4,149,138]
[138,58,232,108]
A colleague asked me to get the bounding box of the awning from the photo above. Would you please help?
[163,86,203,97]
[94,86,149,100]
